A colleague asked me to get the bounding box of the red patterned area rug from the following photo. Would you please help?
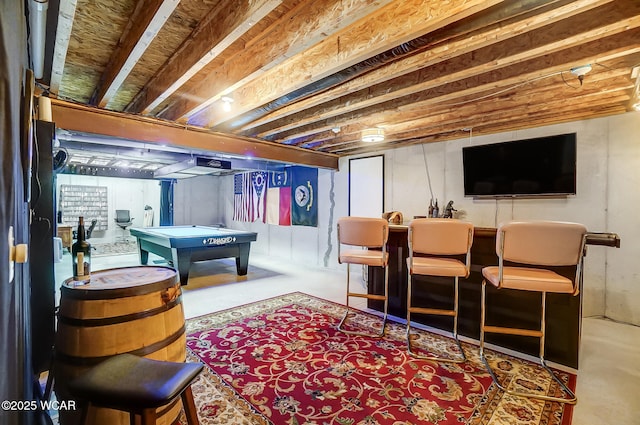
[183,293,575,425]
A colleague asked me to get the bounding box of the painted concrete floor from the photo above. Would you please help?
[53,252,640,425]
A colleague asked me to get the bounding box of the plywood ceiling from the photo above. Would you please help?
[43,0,640,162]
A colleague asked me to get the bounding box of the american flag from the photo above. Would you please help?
[233,172,267,222]
[233,173,252,222]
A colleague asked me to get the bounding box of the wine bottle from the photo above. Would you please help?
[432,199,439,218]
[72,216,91,283]
[428,199,434,218]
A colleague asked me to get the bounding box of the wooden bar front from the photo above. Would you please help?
[368,226,619,369]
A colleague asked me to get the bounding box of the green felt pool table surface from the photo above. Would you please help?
[129,226,257,285]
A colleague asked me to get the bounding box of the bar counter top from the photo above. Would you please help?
[389,223,620,247]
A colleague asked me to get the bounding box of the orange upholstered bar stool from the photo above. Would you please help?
[406,218,473,362]
[480,221,587,404]
[337,217,389,337]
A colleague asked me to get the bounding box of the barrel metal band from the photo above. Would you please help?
[55,324,186,366]
[57,295,182,327]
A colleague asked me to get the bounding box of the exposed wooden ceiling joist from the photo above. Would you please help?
[43,0,640,165]
[243,0,616,135]
[252,0,632,139]
[126,0,283,115]
[91,0,180,108]
[49,0,78,94]
[156,0,398,122]
[194,0,503,129]
[303,31,640,151]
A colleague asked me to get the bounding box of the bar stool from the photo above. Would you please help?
[406,218,473,362]
[480,221,586,404]
[337,216,389,337]
[68,353,203,424]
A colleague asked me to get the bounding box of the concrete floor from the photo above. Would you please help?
[54,251,640,425]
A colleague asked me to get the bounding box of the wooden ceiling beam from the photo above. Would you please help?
[339,102,628,156]
[313,67,634,151]
[321,83,632,152]
[332,97,629,155]
[49,0,78,95]
[419,101,628,143]
[48,0,640,158]
[275,29,640,144]
[260,1,640,139]
[158,0,396,123]
[195,0,502,128]
[242,0,615,134]
[385,70,633,135]
[386,90,632,146]
[125,0,282,115]
[90,0,180,108]
[49,99,338,169]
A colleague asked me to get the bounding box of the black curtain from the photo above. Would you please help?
[159,179,175,226]
[30,121,56,377]
[1,1,34,425]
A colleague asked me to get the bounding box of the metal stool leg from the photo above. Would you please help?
[406,275,466,363]
[480,285,577,404]
[338,263,388,338]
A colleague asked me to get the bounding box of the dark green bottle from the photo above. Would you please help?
[72,216,91,282]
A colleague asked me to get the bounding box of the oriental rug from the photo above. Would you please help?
[91,240,138,257]
[183,293,575,425]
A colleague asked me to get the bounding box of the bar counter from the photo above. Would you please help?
[367,225,620,369]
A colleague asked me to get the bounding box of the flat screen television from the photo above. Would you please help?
[462,133,576,198]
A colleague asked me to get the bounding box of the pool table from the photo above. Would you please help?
[129,225,258,285]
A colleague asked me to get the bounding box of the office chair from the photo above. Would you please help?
[114,210,134,242]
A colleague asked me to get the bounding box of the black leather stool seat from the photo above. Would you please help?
[69,353,203,424]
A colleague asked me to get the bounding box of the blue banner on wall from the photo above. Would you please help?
[290,166,318,227]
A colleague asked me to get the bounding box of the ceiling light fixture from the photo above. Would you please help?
[361,128,385,143]
[221,96,234,112]
[570,64,592,86]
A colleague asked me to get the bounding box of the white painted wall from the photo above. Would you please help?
[604,114,640,325]
[216,112,639,326]
[55,175,161,243]
[173,175,224,226]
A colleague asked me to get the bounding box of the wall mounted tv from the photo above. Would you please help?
[462,133,576,198]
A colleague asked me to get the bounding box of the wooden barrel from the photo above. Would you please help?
[55,266,186,425]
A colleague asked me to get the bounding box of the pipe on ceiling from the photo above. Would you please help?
[28,0,49,79]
